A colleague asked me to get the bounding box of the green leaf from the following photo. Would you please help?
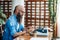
[0,19,5,24]
[0,5,7,24]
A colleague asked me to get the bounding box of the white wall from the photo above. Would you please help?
[12,0,24,26]
[57,0,60,37]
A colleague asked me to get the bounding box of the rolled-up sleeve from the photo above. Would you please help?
[18,24,24,32]
[21,25,24,31]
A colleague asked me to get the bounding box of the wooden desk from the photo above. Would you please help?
[15,32,52,40]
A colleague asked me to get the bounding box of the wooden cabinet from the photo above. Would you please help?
[24,0,50,28]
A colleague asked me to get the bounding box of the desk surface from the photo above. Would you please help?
[16,32,52,40]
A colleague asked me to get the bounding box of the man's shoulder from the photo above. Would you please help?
[6,14,17,25]
[7,14,16,21]
[9,14,16,19]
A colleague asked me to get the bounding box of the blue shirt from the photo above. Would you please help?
[3,14,24,40]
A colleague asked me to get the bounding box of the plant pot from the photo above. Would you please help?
[0,24,2,40]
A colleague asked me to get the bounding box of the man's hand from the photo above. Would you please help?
[22,31,26,34]
[13,30,26,38]
[26,26,35,33]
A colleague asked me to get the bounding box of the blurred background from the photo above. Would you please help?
[0,0,58,40]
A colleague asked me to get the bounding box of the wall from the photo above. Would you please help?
[57,0,60,37]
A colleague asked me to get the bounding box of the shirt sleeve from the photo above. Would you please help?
[21,24,24,31]
[18,24,24,32]
[6,20,17,36]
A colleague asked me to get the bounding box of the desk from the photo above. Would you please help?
[15,32,52,40]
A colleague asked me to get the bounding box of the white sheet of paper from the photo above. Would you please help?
[13,37,19,40]
[13,37,24,40]
[30,37,48,40]
[56,39,60,40]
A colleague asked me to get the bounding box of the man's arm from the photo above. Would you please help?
[14,24,26,38]
[13,24,26,37]
[7,20,26,38]
[13,31,26,38]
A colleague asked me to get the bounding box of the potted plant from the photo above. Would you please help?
[0,5,7,37]
[0,6,7,25]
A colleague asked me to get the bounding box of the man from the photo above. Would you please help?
[3,5,26,40]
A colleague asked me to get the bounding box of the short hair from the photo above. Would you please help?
[13,5,25,13]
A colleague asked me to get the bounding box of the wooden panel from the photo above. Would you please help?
[0,0,12,18]
[24,1,50,28]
